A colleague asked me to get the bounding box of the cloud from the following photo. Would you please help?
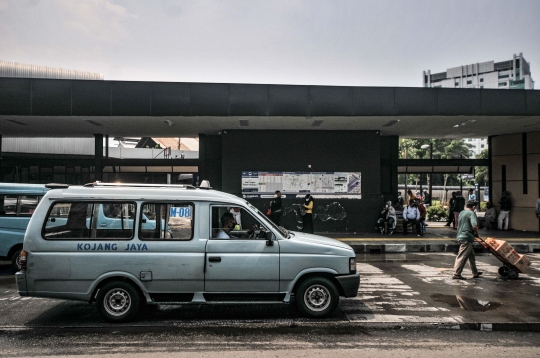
[54,0,137,44]
[0,0,10,11]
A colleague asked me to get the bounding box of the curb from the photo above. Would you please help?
[438,322,540,332]
[346,242,540,254]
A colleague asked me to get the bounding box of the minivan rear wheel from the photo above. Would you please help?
[96,281,140,322]
[296,277,339,317]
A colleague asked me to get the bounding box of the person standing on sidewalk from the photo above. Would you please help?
[452,201,483,280]
[445,191,457,227]
[483,202,497,230]
[269,190,282,226]
[453,192,466,229]
[302,194,314,234]
[536,197,540,219]
[498,191,511,230]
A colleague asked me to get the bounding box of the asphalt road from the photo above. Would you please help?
[1,253,539,357]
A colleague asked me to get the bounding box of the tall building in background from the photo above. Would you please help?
[422,53,534,90]
[423,53,534,157]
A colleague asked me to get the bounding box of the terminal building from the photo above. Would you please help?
[1,62,539,233]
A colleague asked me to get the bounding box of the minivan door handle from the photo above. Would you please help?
[208,257,221,263]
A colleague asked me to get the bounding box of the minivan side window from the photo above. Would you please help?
[43,202,136,240]
[139,203,194,241]
[211,206,266,239]
[0,195,41,216]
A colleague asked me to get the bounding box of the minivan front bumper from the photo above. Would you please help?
[336,273,360,297]
[15,271,28,296]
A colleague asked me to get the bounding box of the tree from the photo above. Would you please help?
[475,149,489,186]
[399,138,474,202]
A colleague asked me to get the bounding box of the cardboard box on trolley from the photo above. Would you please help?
[483,238,530,273]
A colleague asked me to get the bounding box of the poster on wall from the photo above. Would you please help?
[241,171,361,198]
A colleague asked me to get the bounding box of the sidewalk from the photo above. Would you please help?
[325,222,540,254]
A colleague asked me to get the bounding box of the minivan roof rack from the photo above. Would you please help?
[84,181,197,189]
[45,183,70,189]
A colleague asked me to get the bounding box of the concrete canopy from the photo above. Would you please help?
[1,78,540,138]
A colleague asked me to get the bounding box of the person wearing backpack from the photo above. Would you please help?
[402,199,421,236]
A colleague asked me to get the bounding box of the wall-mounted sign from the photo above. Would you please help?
[241,171,361,198]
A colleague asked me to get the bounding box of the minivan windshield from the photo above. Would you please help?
[246,201,289,238]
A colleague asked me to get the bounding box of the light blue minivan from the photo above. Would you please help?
[0,183,49,269]
[17,182,359,322]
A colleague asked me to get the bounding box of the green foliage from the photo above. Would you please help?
[426,204,448,221]
[475,149,489,186]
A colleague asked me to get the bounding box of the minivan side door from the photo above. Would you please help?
[205,205,279,292]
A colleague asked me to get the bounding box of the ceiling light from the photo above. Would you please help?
[239,119,249,127]
[84,120,102,126]
[383,120,400,127]
[5,119,27,126]
[162,120,175,126]
[453,119,476,128]
[312,120,323,127]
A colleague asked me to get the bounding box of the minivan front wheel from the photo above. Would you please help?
[296,277,339,317]
[96,281,140,322]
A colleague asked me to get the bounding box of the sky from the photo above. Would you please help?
[0,0,539,87]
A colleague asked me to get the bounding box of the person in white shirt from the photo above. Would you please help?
[402,200,421,236]
[216,212,257,239]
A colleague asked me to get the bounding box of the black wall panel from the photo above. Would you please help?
[111,82,152,116]
[395,88,438,115]
[352,87,395,116]
[481,89,527,115]
[72,80,111,116]
[437,88,482,115]
[198,134,223,190]
[191,83,229,116]
[32,79,72,116]
[0,78,31,115]
[310,86,352,116]
[151,82,190,116]
[526,90,540,115]
[230,84,268,116]
[220,130,383,232]
[268,85,310,116]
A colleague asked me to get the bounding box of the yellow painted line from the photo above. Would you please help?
[336,238,451,242]
[336,237,540,242]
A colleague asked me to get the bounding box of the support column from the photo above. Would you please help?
[94,134,103,182]
[488,136,493,203]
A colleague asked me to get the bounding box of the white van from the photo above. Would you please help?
[17,182,359,322]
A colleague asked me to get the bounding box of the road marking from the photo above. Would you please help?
[401,264,473,286]
[342,263,462,324]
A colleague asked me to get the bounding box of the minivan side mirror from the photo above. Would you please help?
[265,231,273,246]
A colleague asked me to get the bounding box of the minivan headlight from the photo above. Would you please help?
[349,257,356,273]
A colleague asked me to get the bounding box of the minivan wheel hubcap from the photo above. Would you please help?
[104,288,131,316]
[304,285,330,311]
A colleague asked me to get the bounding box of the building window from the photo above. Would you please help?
[499,74,509,79]
[481,145,485,148]
[480,78,484,82]
[499,82,508,87]
[455,82,459,87]
[467,80,472,85]
[480,86,484,89]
